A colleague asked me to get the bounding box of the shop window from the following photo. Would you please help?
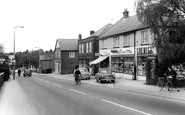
[111,57,123,73]
[137,57,146,76]
[124,57,134,74]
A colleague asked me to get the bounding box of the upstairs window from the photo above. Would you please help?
[124,35,130,46]
[86,42,89,53]
[89,42,92,53]
[69,51,75,58]
[141,30,149,44]
[79,44,81,54]
[113,37,119,48]
[102,39,107,49]
[81,43,84,53]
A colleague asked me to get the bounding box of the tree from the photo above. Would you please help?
[136,0,185,74]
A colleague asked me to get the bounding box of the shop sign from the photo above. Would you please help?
[99,49,111,56]
[119,48,134,55]
[137,46,156,55]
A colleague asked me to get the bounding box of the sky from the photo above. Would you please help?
[0,0,136,53]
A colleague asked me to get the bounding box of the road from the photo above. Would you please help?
[17,74,185,115]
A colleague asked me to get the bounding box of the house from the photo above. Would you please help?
[78,23,113,75]
[54,39,78,74]
[39,53,54,74]
[98,9,157,83]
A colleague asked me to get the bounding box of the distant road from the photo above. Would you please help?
[17,74,185,115]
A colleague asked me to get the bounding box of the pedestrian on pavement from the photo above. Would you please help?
[18,69,21,77]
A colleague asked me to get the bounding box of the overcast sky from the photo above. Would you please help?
[0,0,136,53]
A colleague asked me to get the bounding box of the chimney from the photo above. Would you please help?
[122,8,129,18]
[78,34,82,40]
[90,30,95,35]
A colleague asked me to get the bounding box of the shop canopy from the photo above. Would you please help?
[90,56,108,65]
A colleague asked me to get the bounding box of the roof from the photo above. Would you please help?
[99,15,149,39]
[55,39,78,51]
[89,23,113,37]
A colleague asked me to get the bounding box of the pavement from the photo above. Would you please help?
[0,73,185,115]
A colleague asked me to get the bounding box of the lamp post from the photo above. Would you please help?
[35,47,41,74]
[13,26,24,80]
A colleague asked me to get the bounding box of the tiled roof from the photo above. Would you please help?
[99,15,149,39]
[89,23,113,37]
[57,39,78,50]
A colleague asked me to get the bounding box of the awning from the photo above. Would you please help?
[90,56,108,65]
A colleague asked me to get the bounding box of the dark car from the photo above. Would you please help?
[23,68,32,77]
[79,68,91,80]
[95,68,115,83]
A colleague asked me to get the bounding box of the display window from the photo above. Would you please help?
[111,57,123,73]
[123,57,134,74]
[137,57,146,76]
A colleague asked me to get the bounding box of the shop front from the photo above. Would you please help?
[110,47,135,79]
[137,46,157,82]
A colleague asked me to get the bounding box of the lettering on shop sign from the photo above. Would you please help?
[137,47,154,55]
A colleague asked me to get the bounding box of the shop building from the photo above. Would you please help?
[98,9,157,82]
[78,24,113,75]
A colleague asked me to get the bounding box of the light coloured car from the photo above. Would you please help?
[23,68,32,77]
[95,68,115,83]
[79,68,90,80]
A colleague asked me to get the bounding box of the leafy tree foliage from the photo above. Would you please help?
[136,0,185,73]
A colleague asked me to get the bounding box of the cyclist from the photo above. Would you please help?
[165,66,179,92]
[73,65,81,84]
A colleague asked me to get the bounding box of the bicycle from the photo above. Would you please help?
[156,75,173,93]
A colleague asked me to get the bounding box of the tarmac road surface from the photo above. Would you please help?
[14,74,185,115]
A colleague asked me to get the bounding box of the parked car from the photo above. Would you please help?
[23,68,32,77]
[79,68,91,80]
[95,68,115,83]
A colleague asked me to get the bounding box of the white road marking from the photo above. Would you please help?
[102,99,151,115]
[69,89,87,95]
[44,80,50,83]
[53,83,63,88]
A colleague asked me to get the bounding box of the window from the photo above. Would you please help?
[141,30,149,44]
[58,51,60,58]
[69,51,75,58]
[86,42,89,53]
[124,35,130,46]
[81,43,84,53]
[79,44,81,54]
[102,39,107,48]
[89,42,92,53]
[113,37,119,47]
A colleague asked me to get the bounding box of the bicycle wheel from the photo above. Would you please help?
[156,80,164,91]
[165,81,172,93]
